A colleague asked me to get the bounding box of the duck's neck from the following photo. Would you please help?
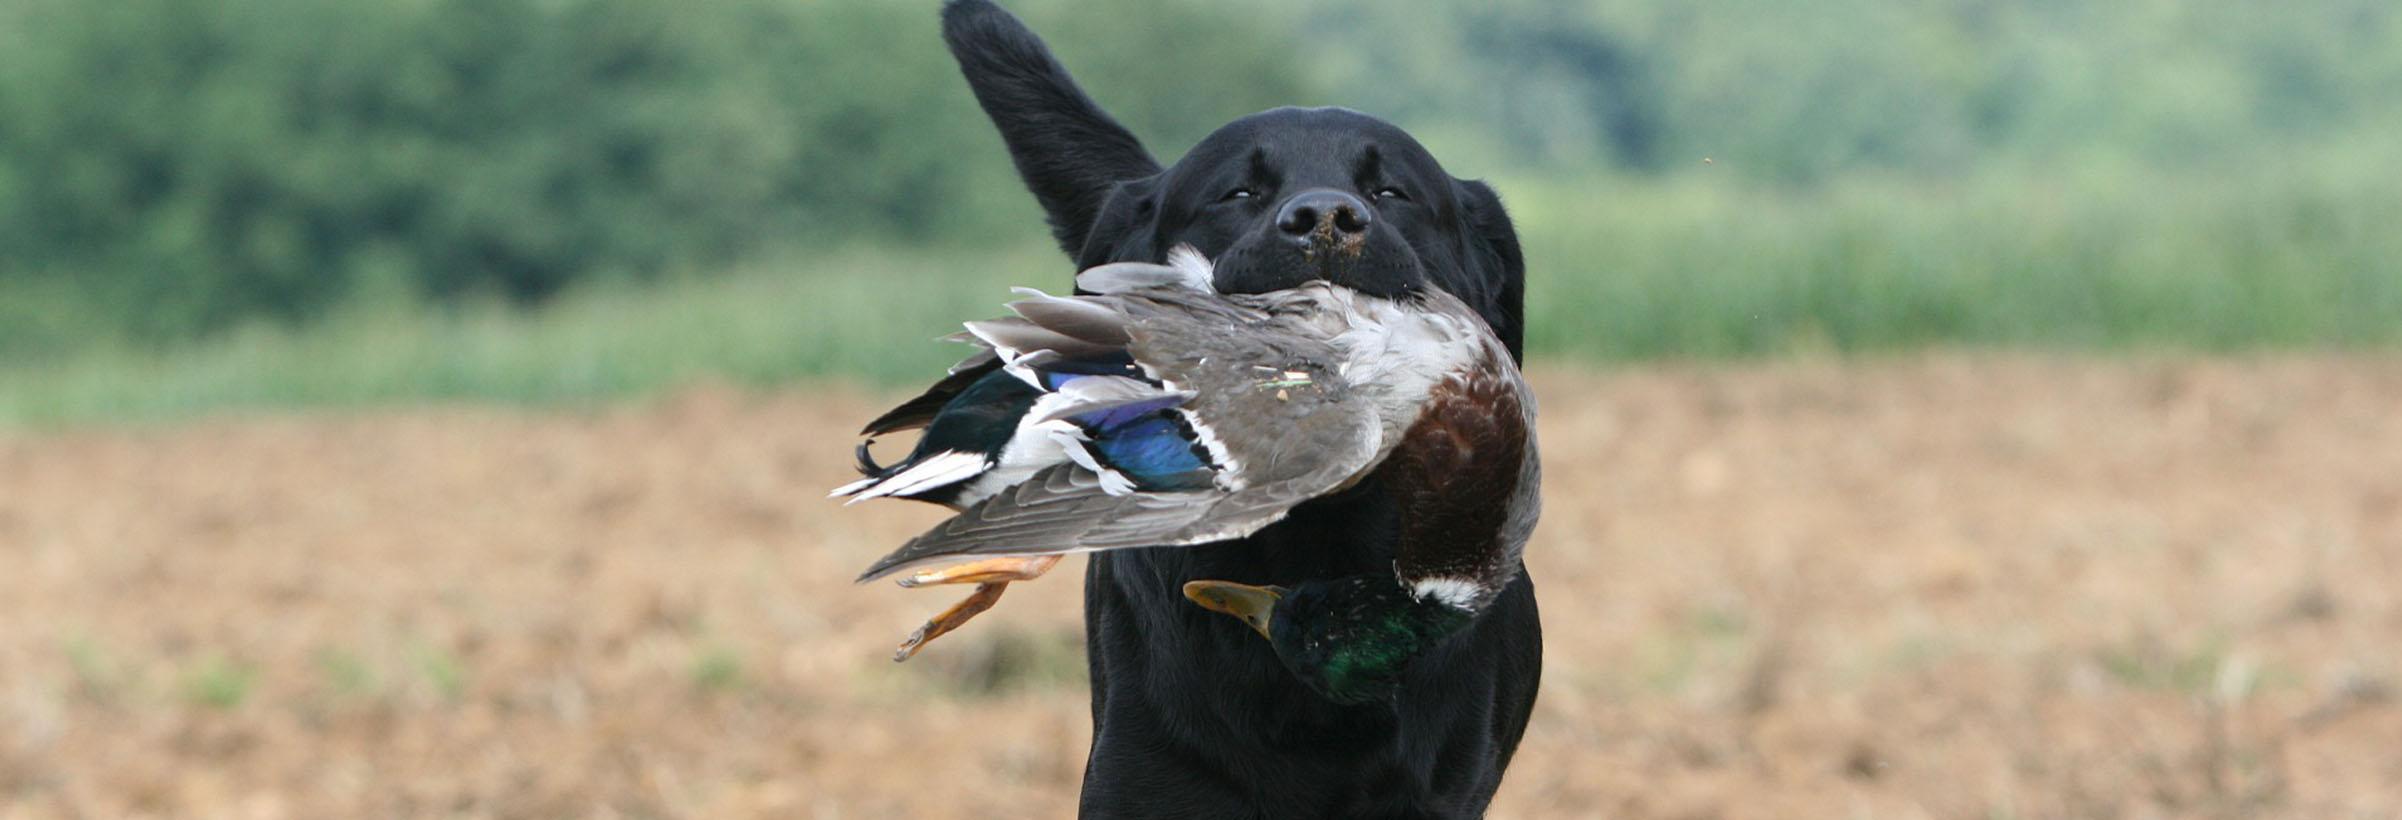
[1270,575,1473,704]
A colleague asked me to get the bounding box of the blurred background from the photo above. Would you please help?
[2,0,2399,817]
[6,0,2400,420]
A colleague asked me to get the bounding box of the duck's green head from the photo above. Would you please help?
[1185,575,1472,705]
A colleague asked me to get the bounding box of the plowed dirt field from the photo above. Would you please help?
[5,355,2400,818]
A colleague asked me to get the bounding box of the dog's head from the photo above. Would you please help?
[941,0,1526,359]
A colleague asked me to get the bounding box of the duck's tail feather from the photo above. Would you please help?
[852,439,893,477]
[830,439,897,498]
[831,450,988,505]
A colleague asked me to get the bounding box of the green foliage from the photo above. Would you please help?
[1515,135,2402,359]
[0,0,1311,350]
[10,171,2396,429]
[1307,0,2402,181]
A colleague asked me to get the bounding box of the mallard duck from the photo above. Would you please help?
[836,247,1538,703]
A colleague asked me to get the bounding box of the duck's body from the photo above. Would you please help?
[839,250,1539,703]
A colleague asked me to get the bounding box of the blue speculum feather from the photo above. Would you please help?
[1086,412,1215,489]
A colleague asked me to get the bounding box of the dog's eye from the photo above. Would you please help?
[1220,187,1256,202]
[1373,186,1409,202]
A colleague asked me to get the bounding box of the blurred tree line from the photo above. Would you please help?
[1322,0,2402,180]
[2,0,2396,355]
[0,0,1305,352]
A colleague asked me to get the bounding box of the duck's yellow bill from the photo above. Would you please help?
[1182,580,1286,640]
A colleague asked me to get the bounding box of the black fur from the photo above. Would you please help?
[940,2,1161,257]
[939,3,1540,816]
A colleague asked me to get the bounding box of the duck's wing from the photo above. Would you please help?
[854,288,1381,583]
[855,443,1370,583]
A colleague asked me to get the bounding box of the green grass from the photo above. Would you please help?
[689,646,745,694]
[3,154,2396,429]
[181,654,258,710]
[315,648,377,699]
[0,245,1050,427]
[413,645,467,702]
[1511,147,2402,359]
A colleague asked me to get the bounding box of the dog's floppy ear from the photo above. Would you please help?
[1073,178,1161,269]
[942,0,1163,259]
[1456,179,1527,361]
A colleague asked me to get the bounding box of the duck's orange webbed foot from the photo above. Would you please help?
[890,555,1061,662]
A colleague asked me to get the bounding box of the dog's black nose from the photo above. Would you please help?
[1275,189,1372,242]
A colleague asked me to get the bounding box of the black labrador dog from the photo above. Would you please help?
[939,2,1540,817]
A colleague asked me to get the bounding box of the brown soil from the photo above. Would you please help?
[4,354,2400,819]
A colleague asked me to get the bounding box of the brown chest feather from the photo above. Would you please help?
[1386,371,1529,582]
